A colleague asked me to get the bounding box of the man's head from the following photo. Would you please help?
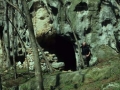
[82,42,86,46]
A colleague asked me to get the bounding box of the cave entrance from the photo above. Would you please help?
[40,34,76,71]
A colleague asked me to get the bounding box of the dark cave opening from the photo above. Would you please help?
[0,26,3,39]
[40,34,76,71]
[74,2,88,12]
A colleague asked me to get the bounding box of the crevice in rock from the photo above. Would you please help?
[101,19,111,26]
[84,27,91,36]
[10,55,25,65]
[98,0,102,11]
[48,5,58,16]
[116,40,120,52]
[58,0,64,6]
[18,49,23,55]
[29,1,41,12]
[48,19,53,24]
[0,26,3,39]
[99,33,103,36]
[74,2,88,12]
[114,31,120,52]
[22,37,26,42]
[67,32,80,41]
[116,14,120,19]
[65,2,71,7]
[10,48,12,52]
[39,34,76,71]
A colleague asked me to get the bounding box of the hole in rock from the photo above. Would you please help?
[98,2,101,12]
[40,16,45,20]
[116,14,120,19]
[29,1,41,12]
[84,27,91,36]
[23,37,26,42]
[0,26,3,38]
[65,2,71,7]
[10,55,25,65]
[74,2,88,11]
[48,5,58,16]
[10,48,12,51]
[18,49,23,54]
[18,43,22,48]
[39,34,76,71]
[48,19,53,24]
[102,19,111,26]
[116,41,120,52]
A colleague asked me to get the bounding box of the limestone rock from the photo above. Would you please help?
[16,61,23,69]
[102,82,120,90]
[52,62,65,68]
[89,56,98,66]
[32,7,53,38]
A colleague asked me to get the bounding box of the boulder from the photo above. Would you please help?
[52,62,65,68]
[89,56,98,66]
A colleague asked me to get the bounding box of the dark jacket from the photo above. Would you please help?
[81,45,90,55]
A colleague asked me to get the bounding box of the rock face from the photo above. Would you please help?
[0,0,4,25]
[32,0,120,69]
[1,0,120,90]
[28,0,120,89]
[0,0,119,70]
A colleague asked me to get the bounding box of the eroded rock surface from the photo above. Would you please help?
[33,0,120,68]
[0,0,120,89]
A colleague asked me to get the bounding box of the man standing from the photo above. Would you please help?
[81,42,91,67]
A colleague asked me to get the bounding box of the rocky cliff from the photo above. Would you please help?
[0,0,120,90]
[30,0,120,69]
[22,0,120,89]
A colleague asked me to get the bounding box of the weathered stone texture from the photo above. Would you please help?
[40,0,120,67]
